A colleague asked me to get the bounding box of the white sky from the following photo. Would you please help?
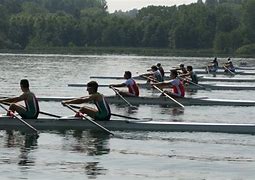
[106,0,196,12]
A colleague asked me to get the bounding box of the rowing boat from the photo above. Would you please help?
[196,66,255,70]
[166,70,255,75]
[185,84,255,90]
[217,67,255,70]
[194,70,255,75]
[24,96,255,106]
[0,116,254,134]
[90,76,255,82]
[103,96,255,106]
[199,77,255,82]
[68,83,255,91]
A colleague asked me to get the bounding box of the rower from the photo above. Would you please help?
[143,65,163,82]
[224,57,235,73]
[180,65,198,84]
[176,63,187,74]
[62,81,111,121]
[152,69,185,98]
[0,79,39,119]
[156,63,165,80]
[109,71,139,97]
[207,57,218,72]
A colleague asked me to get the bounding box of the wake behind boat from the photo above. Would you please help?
[0,115,254,134]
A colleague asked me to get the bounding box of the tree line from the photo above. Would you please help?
[0,0,254,55]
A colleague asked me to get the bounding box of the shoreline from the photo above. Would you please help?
[0,47,253,58]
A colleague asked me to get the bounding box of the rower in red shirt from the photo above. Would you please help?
[152,69,185,98]
[109,71,139,97]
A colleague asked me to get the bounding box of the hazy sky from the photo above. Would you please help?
[106,0,196,12]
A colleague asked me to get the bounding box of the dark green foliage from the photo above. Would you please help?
[0,0,254,55]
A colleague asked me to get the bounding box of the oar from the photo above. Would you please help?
[62,103,114,135]
[178,77,211,91]
[110,86,138,110]
[152,85,185,108]
[0,103,39,134]
[0,101,60,118]
[111,113,152,121]
[205,66,210,74]
[223,66,235,76]
[69,105,150,121]
[140,75,158,83]
[39,111,61,118]
[90,76,124,79]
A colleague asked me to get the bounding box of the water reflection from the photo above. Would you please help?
[159,107,185,122]
[70,130,110,156]
[5,131,38,166]
[171,108,185,117]
[18,134,38,166]
[61,130,110,179]
[84,161,107,179]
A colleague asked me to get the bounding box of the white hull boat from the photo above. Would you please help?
[28,96,255,106]
[68,83,255,91]
[0,116,254,134]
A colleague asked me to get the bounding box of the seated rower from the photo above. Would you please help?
[224,57,235,73]
[176,63,187,74]
[180,65,198,84]
[156,63,165,81]
[143,65,163,82]
[152,69,185,98]
[207,57,218,72]
[62,81,111,121]
[109,71,139,97]
[0,79,39,119]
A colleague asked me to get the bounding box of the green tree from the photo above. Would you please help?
[8,14,34,48]
[242,0,255,44]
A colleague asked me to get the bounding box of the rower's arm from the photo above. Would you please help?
[140,74,158,83]
[109,83,126,88]
[62,96,91,105]
[0,93,26,103]
[179,71,191,78]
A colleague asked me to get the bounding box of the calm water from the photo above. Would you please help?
[0,53,255,179]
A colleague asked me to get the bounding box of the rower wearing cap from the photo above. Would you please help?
[62,81,111,121]
[109,71,139,97]
[152,69,185,98]
[0,79,39,119]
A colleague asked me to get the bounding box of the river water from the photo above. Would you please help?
[0,53,255,179]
